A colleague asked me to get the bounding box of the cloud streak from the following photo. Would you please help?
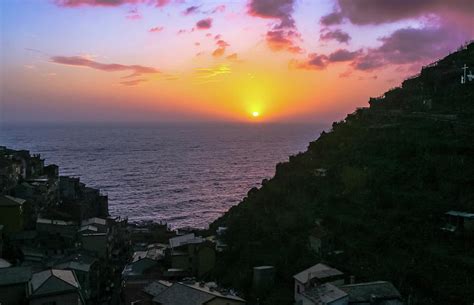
[55,0,171,7]
[50,56,159,77]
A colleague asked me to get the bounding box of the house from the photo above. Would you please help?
[170,241,216,278]
[340,281,404,305]
[28,269,85,305]
[36,218,78,239]
[152,281,246,305]
[122,244,166,278]
[298,283,348,305]
[441,211,474,234]
[81,217,108,233]
[0,195,25,233]
[0,266,32,305]
[54,253,99,301]
[293,263,344,304]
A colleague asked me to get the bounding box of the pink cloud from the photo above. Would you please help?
[149,26,164,33]
[196,18,212,30]
[50,55,159,76]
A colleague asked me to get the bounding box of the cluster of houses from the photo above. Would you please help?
[0,146,244,305]
[0,147,130,305]
[2,146,471,305]
[293,263,403,305]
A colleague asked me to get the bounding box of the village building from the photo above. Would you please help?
[28,269,85,305]
[53,253,100,301]
[298,283,348,305]
[168,233,216,278]
[0,195,26,233]
[441,211,474,234]
[0,266,32,305]
[151,280,246,305]
[294,263,345,303]
[340,281,403,305]
[122,243,166,279]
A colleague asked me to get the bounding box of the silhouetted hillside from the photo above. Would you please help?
[211,42,474,305]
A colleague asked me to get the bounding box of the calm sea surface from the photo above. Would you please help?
[0,123,326,228]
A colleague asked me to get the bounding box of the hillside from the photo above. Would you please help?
[210,42,474,305]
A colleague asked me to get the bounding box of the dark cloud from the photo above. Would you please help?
[196,18,212,30]
[322,0,474,25]
[248,0,303,53]
[50,56,159,76]
[182,5,199,15]
[320,29,351,44]
[292,53,328,70]
[320,12,343,26]
[328,49,361,62]
[352,25,468,71]
[55,0,171,7]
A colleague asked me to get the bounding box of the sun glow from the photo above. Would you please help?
[252,111,260,117]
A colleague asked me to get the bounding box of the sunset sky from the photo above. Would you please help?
[1,0,473,123]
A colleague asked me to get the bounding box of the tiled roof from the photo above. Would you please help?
[340,281,402,303]
[0,266,32,286]
[30,269,80,297]
[293,263,343,284]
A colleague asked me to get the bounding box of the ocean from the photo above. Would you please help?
[0,123,326,228]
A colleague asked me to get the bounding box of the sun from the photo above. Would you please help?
[252,111,260,118]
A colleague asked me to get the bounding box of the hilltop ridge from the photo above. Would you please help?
[211,42,474,305]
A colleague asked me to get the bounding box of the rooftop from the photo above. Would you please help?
[446,211,474,219]
[143,280,171,297]
[169,233,205,248]
[81,217,107,227]
[0,266,32,286]
[303,283,348,304]
[293,263,344,284]
[152,281,245,305]
[0,195,26,207]
[340,281,402,303]
[29,269,80,297]
[37,218,76,226]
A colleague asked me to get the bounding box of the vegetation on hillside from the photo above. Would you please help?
[210,42,474,305]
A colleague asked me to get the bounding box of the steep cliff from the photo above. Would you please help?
[211,42,474,305]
